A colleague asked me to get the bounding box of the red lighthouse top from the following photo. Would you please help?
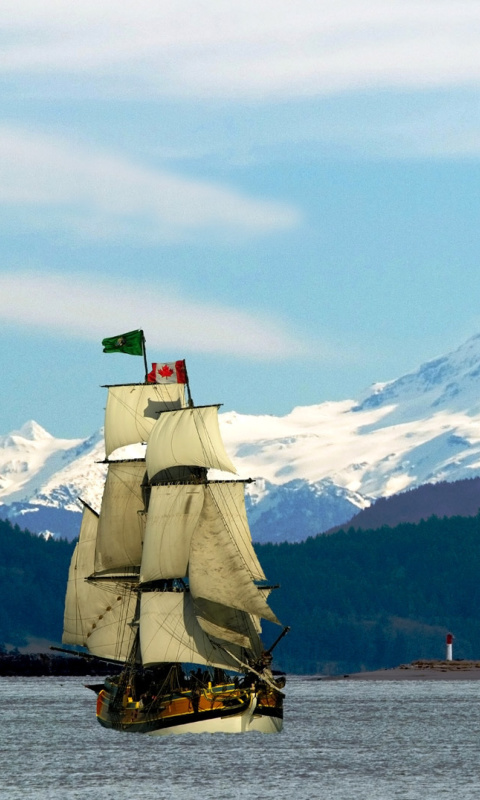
[446,633,453,644]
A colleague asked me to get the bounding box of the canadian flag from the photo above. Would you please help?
[147,360,187,384]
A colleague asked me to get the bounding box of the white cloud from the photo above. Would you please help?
[0,127,299,241]
[1,1,480,98]
[0,271,309,359]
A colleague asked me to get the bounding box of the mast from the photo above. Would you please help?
[135,381,282,672]
[141,331,148,382]
[183,360,193,407]
[64,353,281,677]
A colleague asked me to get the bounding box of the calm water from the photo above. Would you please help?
[2,675,479,799]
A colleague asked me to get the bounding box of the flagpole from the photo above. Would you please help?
[141,331,148,382]
[184,363,194,407]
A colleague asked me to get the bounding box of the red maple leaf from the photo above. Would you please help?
[158,364,174,378]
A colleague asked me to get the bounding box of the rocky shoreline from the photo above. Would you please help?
[323,660,480,680]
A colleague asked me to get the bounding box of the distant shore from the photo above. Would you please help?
[3,654,480,680]
[0,652,120,677]
[321,660,480,680]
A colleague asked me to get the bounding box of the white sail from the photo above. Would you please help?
[146,405,236,480]
[140,483,204,583]
[62,504,137,662]
[189,489,280,625]
[193,597,263,654]
[94,461,147,573]
[140,482,266,585]
[105,383,186,458]
[81,584,138,662]
[208,482,266,582]
[139,591,243,671]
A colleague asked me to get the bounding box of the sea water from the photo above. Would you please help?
[2,675,479,800]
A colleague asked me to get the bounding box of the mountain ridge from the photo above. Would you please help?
[2,334,480,542]
[325,476,480,536]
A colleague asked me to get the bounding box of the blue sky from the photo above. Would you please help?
[1,1,480,438]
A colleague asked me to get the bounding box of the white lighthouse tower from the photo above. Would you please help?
[446,633,453,661]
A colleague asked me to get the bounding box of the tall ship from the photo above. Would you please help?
[62,331,287,735]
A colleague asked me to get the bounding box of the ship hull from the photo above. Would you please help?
[147,705,282,736]
[96,679,283,736]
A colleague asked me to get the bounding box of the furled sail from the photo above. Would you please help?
[189,489,280,625]
[146,405,236,479]
[139,591,243,671]
[62,504,137,662]
[140,483,204,583]
[94,461,147,573]
[104,383,186,458]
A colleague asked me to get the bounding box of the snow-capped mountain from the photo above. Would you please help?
[0,421,107,538]
[2,334,480,542]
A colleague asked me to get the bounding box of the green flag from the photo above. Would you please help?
[102,329,144,356]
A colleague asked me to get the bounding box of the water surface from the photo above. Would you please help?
[2,676,479,799]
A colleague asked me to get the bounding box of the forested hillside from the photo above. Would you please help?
[2,514,480,675]
[0,519,74,647]
[259,513,480,674]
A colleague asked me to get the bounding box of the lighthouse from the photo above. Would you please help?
[446,633,453,661]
